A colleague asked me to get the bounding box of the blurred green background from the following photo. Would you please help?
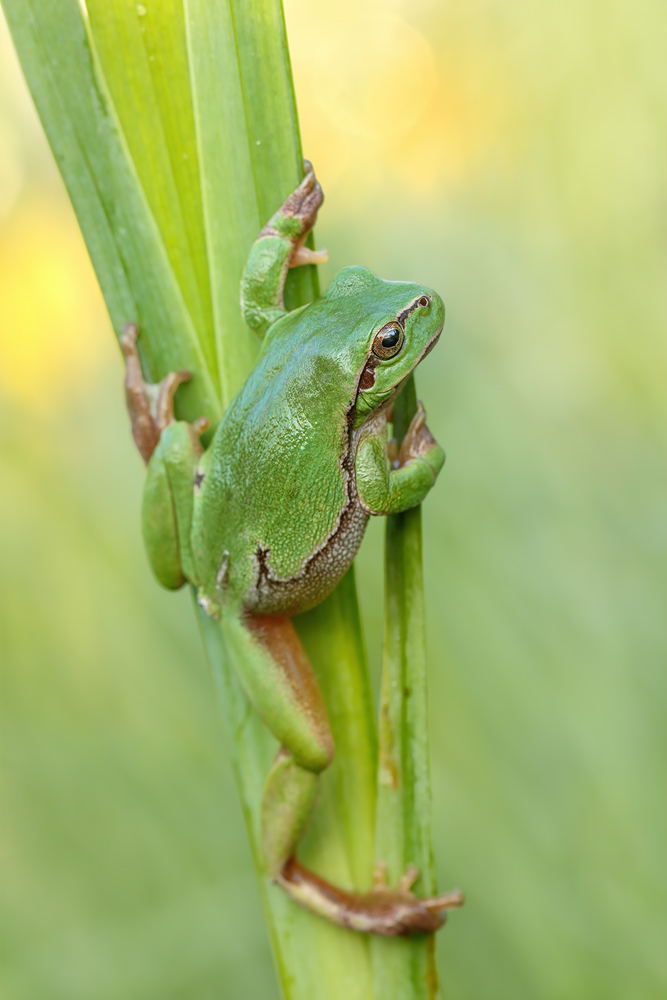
[1,1,664,997]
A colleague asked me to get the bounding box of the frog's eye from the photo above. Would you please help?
[372,322,404,359]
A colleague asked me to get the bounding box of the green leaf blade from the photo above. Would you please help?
[3,0,222,426]
[86,0,219,393]
[184,0,264,406]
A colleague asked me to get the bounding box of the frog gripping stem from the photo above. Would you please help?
[264,160,328,268]
[240,161,328,338]
[276,858,464,937]
[120,322,208,464]
[123,160,459,940]
[245,613,463,936]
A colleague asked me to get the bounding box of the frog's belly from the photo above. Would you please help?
[244,496,369,617]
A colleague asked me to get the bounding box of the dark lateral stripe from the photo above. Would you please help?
[397,295,431,328]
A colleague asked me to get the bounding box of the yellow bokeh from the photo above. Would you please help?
[0,198,107,407]
[284,0,510,194]
[0,0,509,409]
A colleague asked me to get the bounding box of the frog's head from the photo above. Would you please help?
[324,266,445,424]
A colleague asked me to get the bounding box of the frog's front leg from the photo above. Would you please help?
[240,161,328,338]
[355,401,446,515]
[121,322,196,464]
[241,613,463,935]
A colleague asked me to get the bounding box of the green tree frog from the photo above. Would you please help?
[121,163,463,935]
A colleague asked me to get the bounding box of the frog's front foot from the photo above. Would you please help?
[290,244,329,267]
[279,160,323,234]
[275,857,464,936]
[397,400,439,467]
[120,322,208,464]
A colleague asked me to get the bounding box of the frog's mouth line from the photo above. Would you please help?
[418,323,443,364]
[382,323,443,407]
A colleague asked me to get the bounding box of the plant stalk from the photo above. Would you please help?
[373,375,440,1000]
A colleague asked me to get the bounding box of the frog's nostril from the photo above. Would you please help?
[419,296,430,308]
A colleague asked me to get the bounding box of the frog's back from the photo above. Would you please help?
[193,304,367,615]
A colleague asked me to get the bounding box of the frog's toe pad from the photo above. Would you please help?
[290,245,329,267]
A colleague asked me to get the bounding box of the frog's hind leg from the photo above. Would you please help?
[244,613,464,936]
[244,614,333,873]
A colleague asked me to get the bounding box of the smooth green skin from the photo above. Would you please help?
[140,196,445,884]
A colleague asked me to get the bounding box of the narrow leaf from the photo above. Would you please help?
[2,0,221,426]
[85,0,219,392]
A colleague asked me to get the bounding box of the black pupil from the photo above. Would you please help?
[382,329,400,348]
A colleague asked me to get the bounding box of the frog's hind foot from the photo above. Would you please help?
[275,856,464,937]
[120,322,198,464]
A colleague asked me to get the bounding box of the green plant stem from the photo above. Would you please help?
[373,375,440,1000]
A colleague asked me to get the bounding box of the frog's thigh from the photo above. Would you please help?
[244,614,334,772]
[356,434,436,515]
[142,450,185,589]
